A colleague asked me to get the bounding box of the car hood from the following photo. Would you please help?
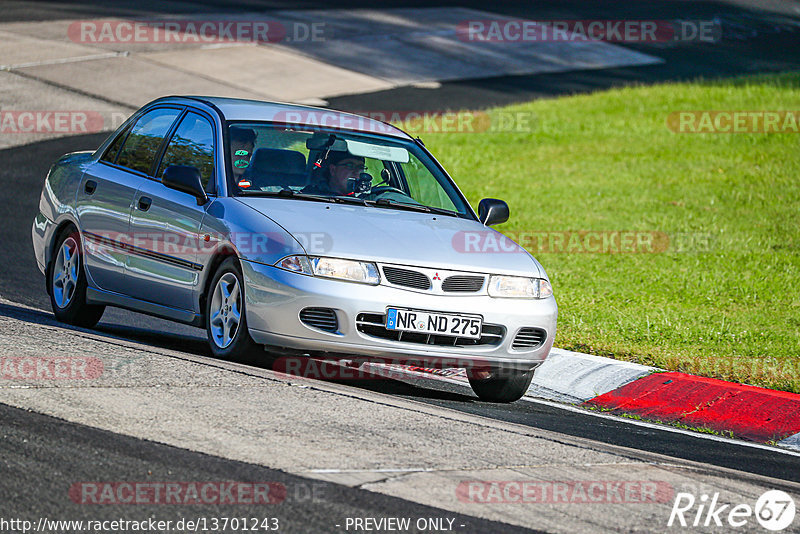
[236,197,544,277]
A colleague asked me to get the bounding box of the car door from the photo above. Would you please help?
[78,107,182,294]
[125,110,216,312]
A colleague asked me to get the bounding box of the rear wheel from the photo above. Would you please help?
[47,227,105,328]
[467,367,535,403]
[205,257,259,360]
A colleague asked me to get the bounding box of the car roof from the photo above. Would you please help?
[151,95,412,140]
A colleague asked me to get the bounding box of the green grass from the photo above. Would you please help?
[415,72,800,393]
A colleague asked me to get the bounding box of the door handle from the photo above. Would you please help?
[138,196,152,211]
[84,180,97,194]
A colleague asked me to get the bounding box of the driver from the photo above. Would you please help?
[303,151,368,196]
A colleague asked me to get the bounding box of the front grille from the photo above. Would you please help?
[299,307,338,333]
[356,313,504,347]
[511,327,546,350]
[383,266,431,290]
[441,275,485,292]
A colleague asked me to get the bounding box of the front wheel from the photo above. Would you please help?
[47,227,105,328]
[467,367,535,403]
[205,257,259,360]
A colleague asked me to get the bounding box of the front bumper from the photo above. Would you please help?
[241,260,557,370]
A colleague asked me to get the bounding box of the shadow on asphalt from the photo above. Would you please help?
[322,375,478,402]
[0,300,210,357]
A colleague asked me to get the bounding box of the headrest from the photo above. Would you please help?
[246,148,306,175]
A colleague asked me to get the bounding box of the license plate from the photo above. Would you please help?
[386,308,482,339]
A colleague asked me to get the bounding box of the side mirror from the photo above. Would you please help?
[478,198,509,226]
[162,165,207,205]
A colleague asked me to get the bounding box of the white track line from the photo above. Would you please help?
[1,51,127,71]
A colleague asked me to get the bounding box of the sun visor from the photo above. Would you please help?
[345,139,409,163]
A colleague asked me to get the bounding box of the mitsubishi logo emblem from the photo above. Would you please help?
[433,273,441,280]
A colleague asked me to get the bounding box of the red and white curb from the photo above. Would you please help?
[583,371,800,449]
[377,347,800,452]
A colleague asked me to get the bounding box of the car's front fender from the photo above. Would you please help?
[195,197,308,307]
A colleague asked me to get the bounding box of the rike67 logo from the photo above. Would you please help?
[668,489,796,531]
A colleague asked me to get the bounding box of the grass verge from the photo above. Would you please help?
[420,71,800,393]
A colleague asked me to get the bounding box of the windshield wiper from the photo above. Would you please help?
[331,195,370,206]
[244,189,372,204]
[238,189,375,208]
[236,189,336,203]
[373,198,430,212]
[426,206,460,217]
[369,198,459,217]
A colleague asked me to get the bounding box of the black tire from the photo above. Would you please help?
[467,367,535,403]
[205,257,259,360]
[46,226,105,328]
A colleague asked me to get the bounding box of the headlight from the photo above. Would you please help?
[311,257,380,285]
[488,276,553,299]
[275,255,379,285]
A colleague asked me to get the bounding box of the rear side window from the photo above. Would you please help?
[116,108,181,174]
[157,112,215,191]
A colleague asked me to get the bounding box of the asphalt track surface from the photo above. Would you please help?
[0,401,536,533]
[7,0,800,111]
[4,0,800,528]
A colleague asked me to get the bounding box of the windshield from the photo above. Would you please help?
[225,123,472,217]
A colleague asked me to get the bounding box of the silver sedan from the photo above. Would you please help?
[32,96,557,402]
